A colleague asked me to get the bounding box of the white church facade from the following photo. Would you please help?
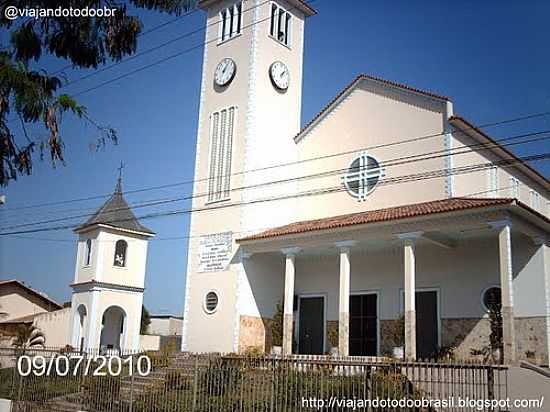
[181,0,550,365]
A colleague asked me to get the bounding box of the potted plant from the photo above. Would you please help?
[327,323,339,356]
[388,315,405,359]
[270,300,283,356]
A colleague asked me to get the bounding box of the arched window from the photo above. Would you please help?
[343,152,384,201]
[114,240,128,267]
[85,239,92,266]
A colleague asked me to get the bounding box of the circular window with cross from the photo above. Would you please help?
[343,152,384,201]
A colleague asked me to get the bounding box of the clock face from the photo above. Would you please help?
[214,58,236,87]
[269,61,290,91]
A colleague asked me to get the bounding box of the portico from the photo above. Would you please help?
[237,198,550,364]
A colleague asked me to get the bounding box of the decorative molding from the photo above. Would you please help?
[281,247,301,257]
[70,280,144,293]
[488,219,512,230]
[397,231,424,242]
[334,240,357,250]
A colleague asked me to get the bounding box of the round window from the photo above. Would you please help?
[204,291,219,314]
[482,287,501,311]
[343,152,383,200]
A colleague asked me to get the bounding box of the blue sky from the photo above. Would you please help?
[1,0,549,315]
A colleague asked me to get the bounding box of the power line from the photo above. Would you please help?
[3,109,550,213]
[5,183,523,243]
[60,0,272,91]
[2,127,549,231]
[1,152,548,236]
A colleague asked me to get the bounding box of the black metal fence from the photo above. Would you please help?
[0,347,508,411]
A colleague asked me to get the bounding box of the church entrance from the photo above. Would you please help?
[100,306,127,351]
[298,296,325,355]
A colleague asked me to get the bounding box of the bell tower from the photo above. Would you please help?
[182,0,315,352]
[69,172,155,351]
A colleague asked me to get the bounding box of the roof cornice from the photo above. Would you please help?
[449,115,550,192]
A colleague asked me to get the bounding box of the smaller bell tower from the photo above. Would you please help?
[69,170,155,351]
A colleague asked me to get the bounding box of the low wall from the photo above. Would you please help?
[139,335,160,351]
[33,308,71,348]
[0,399,11,412]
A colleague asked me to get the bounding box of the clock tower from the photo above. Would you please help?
[182,0,315,353]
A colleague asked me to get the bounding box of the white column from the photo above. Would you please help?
[86,289,101,350]
[533,238,550,366]
[399,232,422,360]
[335,241,356,357]
[281,247,300,356]
[491,220,516,364]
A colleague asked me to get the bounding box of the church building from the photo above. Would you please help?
[181,0,550,364]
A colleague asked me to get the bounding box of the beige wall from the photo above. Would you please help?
[0,284,57,322]
[149,317,183,336]
[451,129,549,214]
[183,0,307,353]
[33,308,71,348]
[294,81,448,221]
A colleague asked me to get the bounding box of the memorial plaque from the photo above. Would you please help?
[198,232,233,273]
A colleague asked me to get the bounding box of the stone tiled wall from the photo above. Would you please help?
[442,317,548,364]
[514,317,548,365]
[238,315,272,354]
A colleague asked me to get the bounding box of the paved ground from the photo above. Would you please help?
[508,367,550,412]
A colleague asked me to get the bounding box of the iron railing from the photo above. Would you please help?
[0,347,508,411]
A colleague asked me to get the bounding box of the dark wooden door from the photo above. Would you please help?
[298,297,324,355]
[349,294,378,356]
[416,291,439,359]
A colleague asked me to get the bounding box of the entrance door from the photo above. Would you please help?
[298,297,324,355]
[349,294,378,356]
[416,290,439,359]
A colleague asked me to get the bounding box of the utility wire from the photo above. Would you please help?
[5,183,520,244]
[3,109,550,213]
[2,127,549,230]
[1,152,548,236]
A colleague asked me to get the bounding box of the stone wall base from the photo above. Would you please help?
[238,316,272,354]
[442,317,548,364]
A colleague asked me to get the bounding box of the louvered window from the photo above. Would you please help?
[207,107,235,202]
[219,1,243,43]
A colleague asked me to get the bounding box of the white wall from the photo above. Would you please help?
[33,308,71,348]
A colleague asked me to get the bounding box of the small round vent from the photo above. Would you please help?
[204,291,219,314]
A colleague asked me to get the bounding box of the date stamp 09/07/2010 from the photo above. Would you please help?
[16,354,152,377]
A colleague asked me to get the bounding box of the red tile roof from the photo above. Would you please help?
[237,197,536,242]
[295,74,450,142]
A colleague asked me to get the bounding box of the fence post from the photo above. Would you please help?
[487,367,495,401]
[129,357,135,412]
[192,356,198,412]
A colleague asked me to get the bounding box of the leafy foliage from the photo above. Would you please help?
[12,323,45,352]
[0,0,196,186]
[271,299,284,347]
[140,304,151,334]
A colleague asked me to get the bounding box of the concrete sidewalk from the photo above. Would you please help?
[508,367,549,412]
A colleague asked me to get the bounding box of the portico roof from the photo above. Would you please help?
[237,197,549,243]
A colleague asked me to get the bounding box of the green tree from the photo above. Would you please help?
[140,304,151,334]
[1,0,196,186]
[12,323,45,353]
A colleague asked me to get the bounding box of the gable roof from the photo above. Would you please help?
[0,279,63,311]
[238,197,548,242]
[294,74,450,142]
[75,178,155,236]
[449,116,550,191]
